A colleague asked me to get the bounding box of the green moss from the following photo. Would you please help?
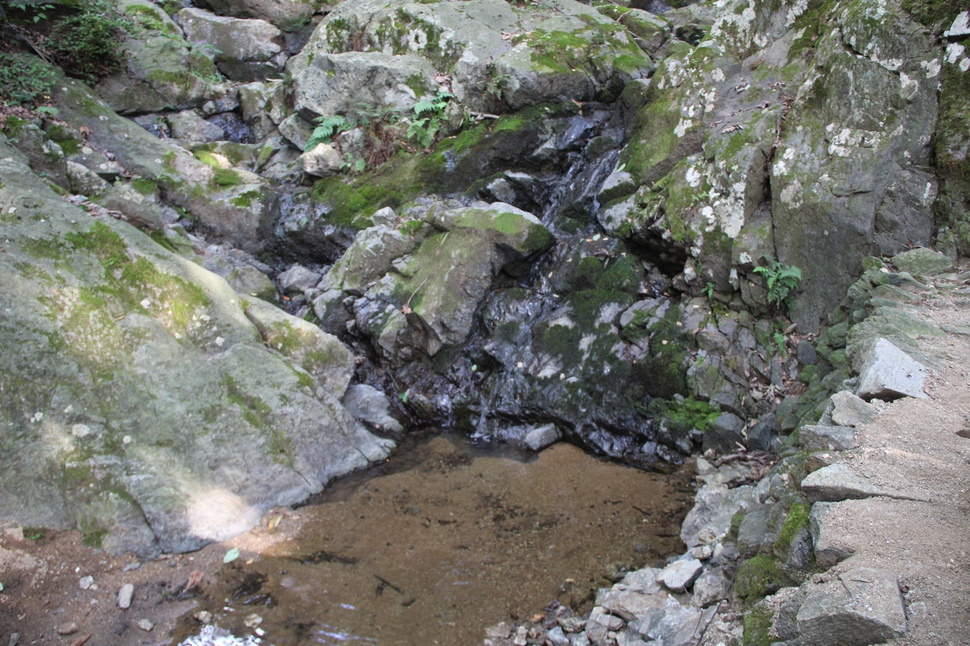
[223,375,272,429]
[45,125,82,155]
[82,528,108,549]
[65,221,130,274]
[131,177,158,196]
[733,554,790,607]
[742,605,773,646]
[648,397,719,434]
[232,189,262,208]
[774,501,810,554]
[900,0,963,31]
[23,526,47,541]
[211,167,242,188]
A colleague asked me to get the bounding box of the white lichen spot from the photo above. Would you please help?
[674,118,693,138]
[899,73,919,101]
[786,0,808,27]
[703,88,717,113]
[71,424,91,438]
[946,43,965,65]
[579,334,596,353]
[922,181,937,206]
[921,58,941,78]
[780,180,802,208]
[712,68,725,82]
[686,166,703,187]
[962,58,970,73]
[701,205,716,228]
[944,11,970,38]
[738,252,752,265]
[548,316,576,329]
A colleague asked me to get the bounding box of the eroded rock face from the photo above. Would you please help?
[611,0,942,331]
[0,137,393,557]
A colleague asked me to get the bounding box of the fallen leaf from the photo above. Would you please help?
[223,547,240,564]
[185,570,204,592]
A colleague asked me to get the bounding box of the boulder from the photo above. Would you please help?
[176,8,283,63]
[342,384,404,434]
[809,501,857,569]
[801,463,926,504]
[799,425,859,452]
[691,567,731,608]
[167,110,227,143]
[0,137,392,556]
[276,265,322,295]
[96,0,220,114]
[796,568,907,645]
[300,142,344,177]
[891,247,953,276]
[829,391,878,427]
[523,424,561,452]
[658,558,703,592]
[199,0,316,31]
[680,482,758,548]
[288,0,653,119]
[854,338,928,401]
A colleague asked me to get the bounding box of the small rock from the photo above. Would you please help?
[79,575,94,590]
[137,618,154,632]
[691,567,731,608]
[194,610,213,624]
[118,583,134,609]
[2,525,24,542]
[799,425,858,452]
[277,264,322,295]
[523,423,560,452]
[122,562,141,572]
[56,622,79,636]
[829,391,878,427]
[659,558,703,592]
[854,338,927,401]
[300,143,343,177]
[9,633,20,646]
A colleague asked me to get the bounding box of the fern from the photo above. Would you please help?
[407,90,452,149]
[305,115,349,151]
[753,258,802,311]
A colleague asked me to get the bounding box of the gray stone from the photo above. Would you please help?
[797,568,907,646]
[167,111,226,143]
[830,391,878,427]
[176,8,282,63]
[95,0,217,114]
[680,482,758,548]
[854,338,928,401]
[891,247,953,276]
[598,568,665,621]
[810,501,857,569]
[137,618,154,632]
[278,114,314,151]
[585,608,625,646]
[342,384,404,434]
[736,503,784,558]
[691,567,731,608]
[66,161,109,197]
[118,583,135,609]
[523,423,560,452]
[799,425,859,452]
[801,463,894,503]
[277,265,322,295]
[300,143,344,177]
[639,597,717,646]
[0,140,392,556]
[79,575,94,590]
[201,0,315,30]
[659,558,703,592]
[546,626,570,646]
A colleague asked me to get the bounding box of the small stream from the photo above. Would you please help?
[175,435,693,645]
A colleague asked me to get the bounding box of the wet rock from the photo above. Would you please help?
[854,338,927,401]
[342,384,404,434]
[118,583,135,609]
[796,568,907,646]
[799,425,858,452]
[522,424,560,452]
[829,391,879,427]
[658,558,702,592]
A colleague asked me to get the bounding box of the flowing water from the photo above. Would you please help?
[176,435,693,645]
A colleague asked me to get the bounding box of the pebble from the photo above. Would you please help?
[79,576,94,590]
[194,610,213,624]
[56,622,79,636]
[118,583,134,609]
[9,633,21,646]
[122,562,141,572]
[137,619,154,632]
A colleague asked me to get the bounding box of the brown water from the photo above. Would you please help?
[181,436,693,645]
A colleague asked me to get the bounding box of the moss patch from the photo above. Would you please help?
[733,554,790,607]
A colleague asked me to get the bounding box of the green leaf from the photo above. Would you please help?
[223,547,240,564]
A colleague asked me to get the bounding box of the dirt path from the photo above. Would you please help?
[815,269,970,645]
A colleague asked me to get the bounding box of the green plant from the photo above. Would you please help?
[702,281,715,301]
[46,0,131,83]
[1,0,55,23]
[0,51,55,106]
[773,331,787,356]
[407,89,452,148]
[305,114,350,151]
[752,257,802,312]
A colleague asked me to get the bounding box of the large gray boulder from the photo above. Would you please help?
[796,568,907,645]
[611,0,941,331]
[287,0,653,120]
[0,136,393,557]
[95,0,223,114]
[200,0,317,31]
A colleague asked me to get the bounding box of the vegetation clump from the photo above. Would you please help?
[46,0,131,83]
